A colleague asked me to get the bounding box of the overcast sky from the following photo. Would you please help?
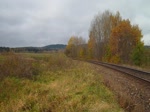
[0,0,150,47]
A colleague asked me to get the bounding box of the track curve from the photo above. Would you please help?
[87,60,150,84]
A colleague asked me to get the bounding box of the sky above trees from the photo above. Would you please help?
[0,0,150,47]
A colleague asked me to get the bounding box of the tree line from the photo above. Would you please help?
[0,44,66,53]
[65,10,148,66]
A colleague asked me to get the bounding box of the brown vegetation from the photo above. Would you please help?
[0,52,123,112]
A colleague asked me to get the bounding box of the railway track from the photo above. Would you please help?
[73,59,150,111]
[87,60,150,83]
[84,60,150,111]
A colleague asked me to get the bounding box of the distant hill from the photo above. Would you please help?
[144,45,150,49]
[0,44,67,53]
[42,44,66,50]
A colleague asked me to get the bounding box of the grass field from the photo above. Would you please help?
[0,52,123,112]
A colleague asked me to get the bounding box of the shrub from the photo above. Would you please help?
[131,42,144,66]
[0,54,38,80]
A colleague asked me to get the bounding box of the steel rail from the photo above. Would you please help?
[86,60,150,83]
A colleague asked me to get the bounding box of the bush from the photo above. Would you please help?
[0,52,73,80]
[0,54,38,80]
[131,42,144,66]
[110,54,121,64]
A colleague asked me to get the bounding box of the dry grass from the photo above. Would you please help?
[0,52,123,112]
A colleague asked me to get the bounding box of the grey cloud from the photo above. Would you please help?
[0,0,150,47]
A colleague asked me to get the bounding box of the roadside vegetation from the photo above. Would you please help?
[0,52,123,112]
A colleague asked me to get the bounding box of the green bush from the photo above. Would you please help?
[131,42,144,66]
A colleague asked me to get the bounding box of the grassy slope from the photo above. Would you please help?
[0,53,123,112]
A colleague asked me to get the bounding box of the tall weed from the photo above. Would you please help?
[0,53,40,80]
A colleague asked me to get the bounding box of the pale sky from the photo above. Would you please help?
[0,0,150,47]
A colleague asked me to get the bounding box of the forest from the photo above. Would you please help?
[65,10,150,66]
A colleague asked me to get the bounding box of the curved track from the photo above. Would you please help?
[87,60,150,83]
